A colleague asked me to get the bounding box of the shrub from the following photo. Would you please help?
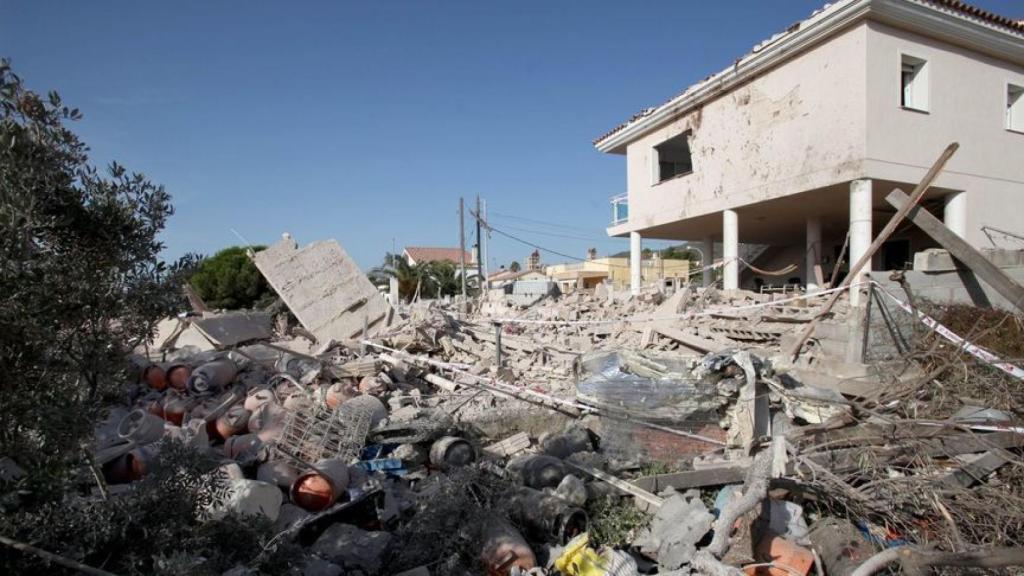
[190,246,275,310]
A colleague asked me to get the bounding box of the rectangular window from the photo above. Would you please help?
[900,54,929,112]
[1008,83,1024,133]
[654,131,693,183]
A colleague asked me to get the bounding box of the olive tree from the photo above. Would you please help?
[0,60,196,498]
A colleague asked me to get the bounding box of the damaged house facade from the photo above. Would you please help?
[597,0,1024,296]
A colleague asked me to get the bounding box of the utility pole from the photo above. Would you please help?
[459,197,467,301]
[475,195,483,292]
[481,198,489,290]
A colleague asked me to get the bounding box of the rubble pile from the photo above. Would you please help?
[79,238,1024,576]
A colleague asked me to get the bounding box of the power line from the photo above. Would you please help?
[496,223,620,244]
[480,217,686,271]
[488,211,606,234]
[488,211,691,249]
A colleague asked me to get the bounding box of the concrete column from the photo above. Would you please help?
[806,216,822,292]
[389,277,400,305]
[849,179,873,306]
[944,191,967,239]
[630,231,642,296]
[702,235,714,287]
[723,210,739,291]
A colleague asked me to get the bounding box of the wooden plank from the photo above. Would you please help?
[632,432,1022,493]
[468,327,537,353]
[933,450,1012,490]
[807,431,1024,475]
[639,327,656,349]
[566,461,665,509]
[423,372,458,392]
[787,142,960,359]
[483,432,532,458]
[886,188,1024,312]
[813,264,825,288]
[332,357,381,378]
[653,326,723,354]
[632,465,749,492]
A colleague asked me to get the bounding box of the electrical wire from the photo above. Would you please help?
[495,223,619,243]
[488,211,606,234]
[476,212,701,271]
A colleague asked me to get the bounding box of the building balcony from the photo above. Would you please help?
[611,193,628,225]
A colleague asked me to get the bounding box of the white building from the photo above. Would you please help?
[596,0,1024,296]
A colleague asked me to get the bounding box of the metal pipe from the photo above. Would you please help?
[494,321,503,368]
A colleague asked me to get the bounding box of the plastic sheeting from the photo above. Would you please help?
[576,350,731,423]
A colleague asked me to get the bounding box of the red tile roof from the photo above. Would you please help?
[403,246,474,264]
[929,0,1024,32]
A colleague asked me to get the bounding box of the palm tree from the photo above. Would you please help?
[369,252,425,303]
[422,260,461,298]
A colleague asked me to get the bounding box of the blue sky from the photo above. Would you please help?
[2,0,1019,270]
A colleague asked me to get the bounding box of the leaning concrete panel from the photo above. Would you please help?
[253,236,392,342]
[192,311,273,347]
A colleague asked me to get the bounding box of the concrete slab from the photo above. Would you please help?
[192,311,273,347]
[254,237,393,342]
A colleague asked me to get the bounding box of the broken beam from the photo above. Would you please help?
[787,142,960,360]
[652,326,723,354]
[886,188,1024,313]
[565,461,664,509]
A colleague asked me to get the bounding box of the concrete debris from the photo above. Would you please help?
[484,432,532,458]
[253,235,394,342]
[191,311,274,347]
[76,238,1024,575]
[634,491,714,569]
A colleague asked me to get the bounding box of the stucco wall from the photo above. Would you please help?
[864,21,1024,248]
[622,23,869,235]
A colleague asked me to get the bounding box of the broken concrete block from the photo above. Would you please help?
[634,491,714,569]
[312,523,391,574]
[191,311,273,347]
[483,432,531,458]
[253,236,394,343]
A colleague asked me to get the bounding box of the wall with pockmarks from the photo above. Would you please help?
[620,23,869,237]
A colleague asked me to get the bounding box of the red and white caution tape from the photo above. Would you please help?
[872,282,1024,382]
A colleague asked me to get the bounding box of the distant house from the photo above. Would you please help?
[403,246,474,266]
[488,268,548,288]
[546,251,690,293]
[403,246,478,280]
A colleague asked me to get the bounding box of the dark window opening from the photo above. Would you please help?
[882,239,911,271]
[655,132,693,182]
